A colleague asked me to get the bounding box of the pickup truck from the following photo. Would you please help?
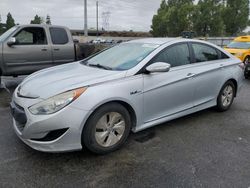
[0,24,99,85]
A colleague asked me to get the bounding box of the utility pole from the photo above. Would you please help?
[84,0,88,37]
[96,1,99,37]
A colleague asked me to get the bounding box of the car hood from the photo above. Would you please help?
[18,62,126,99]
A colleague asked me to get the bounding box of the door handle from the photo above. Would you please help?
[41,48,47,51]
[54,48,60,51]
[186,73,196,78]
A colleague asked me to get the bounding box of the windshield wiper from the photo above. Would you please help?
[88,63,113,70]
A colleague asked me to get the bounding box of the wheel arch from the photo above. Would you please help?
[114,100,137,130]
[83,99,137,132]
[243,55,250,65]
[244,55,250,61]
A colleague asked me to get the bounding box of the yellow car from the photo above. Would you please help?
[225,36,250,64]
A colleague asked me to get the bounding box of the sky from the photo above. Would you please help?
[0,0,162,31]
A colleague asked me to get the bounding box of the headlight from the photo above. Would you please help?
[29,87,87,115]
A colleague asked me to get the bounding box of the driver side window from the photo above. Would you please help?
[152,43,191,67]
[14,27,47,45]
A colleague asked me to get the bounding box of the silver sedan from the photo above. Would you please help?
[11,38,244,154]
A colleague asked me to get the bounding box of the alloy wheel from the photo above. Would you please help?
[95,112,126,147]
[221,85,234,107]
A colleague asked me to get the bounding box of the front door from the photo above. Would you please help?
[143,43,196,123]
[3,26,52,75]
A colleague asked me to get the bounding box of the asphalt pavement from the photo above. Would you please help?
[0,76,250,188]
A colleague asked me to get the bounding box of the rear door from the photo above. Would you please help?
[190,42,229,106]
[3,26,52,74]
[49,27,75,64]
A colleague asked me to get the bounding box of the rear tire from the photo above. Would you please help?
[216,81,235,112]
[245,65,249,79]
[244,57,250,79]
[82,103,131,154]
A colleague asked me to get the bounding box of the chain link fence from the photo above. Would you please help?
[199,37,235,47]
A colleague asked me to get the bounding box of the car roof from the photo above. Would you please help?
[125,37,212,46]
[16,24,69,29]
[125,37,234,57]
[126,38,225,49]
[234,36,250,42]
[126,38,178,45]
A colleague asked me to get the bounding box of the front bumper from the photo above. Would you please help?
[11,91,91,153]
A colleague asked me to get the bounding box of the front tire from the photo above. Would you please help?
[82,103,131,154]
[216,81,235,112]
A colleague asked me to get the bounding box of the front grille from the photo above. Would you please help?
[15,120,25,132]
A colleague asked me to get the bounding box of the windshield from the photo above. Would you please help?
[227,41,250,49]
[84,43,159,71]
[0,26,18,42]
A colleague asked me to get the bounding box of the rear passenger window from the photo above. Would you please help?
[152,43,191,67]
[49,28,69,44]
[192,43,219,62]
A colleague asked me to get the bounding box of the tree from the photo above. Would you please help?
[223,0,249,36]
[0,14,3,34]
[6,12,15,30]
[46,15,51,25]
[168,0,194,6]
[151,0,169,36]
[151,0,250,37]
[193,0,225,37]
[151,0,195,37]
[166,2,195,36]
[30,15,43,24]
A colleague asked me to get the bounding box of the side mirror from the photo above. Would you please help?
[146,62,171,73]
[7,37,16,46]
